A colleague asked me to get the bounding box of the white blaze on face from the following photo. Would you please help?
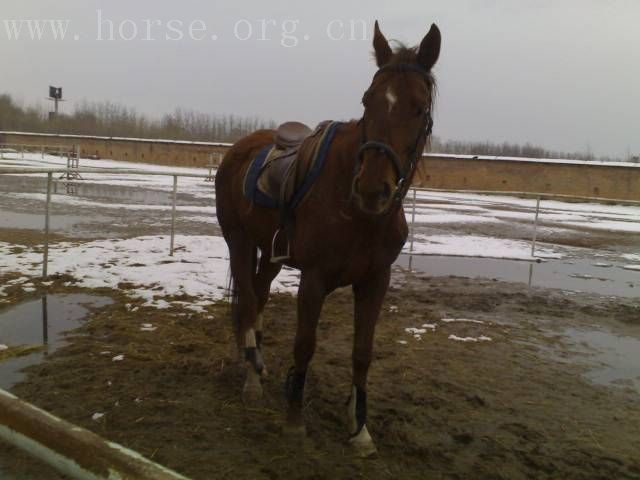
[385,86,397,114]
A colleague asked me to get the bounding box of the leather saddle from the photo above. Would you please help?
[243,120,340,263]
[257,121,321,207]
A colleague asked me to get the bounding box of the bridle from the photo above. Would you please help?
[354,63,434,204]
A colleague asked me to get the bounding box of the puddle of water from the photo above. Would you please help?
[0,175,177,205]
[0,210,89,231]
[64,183,174,204]
[565,327,640,394]
[397,255,640,298]
[0,294,112,390]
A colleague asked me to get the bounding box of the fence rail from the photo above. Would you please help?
[1,165,639,279]
[0,143,77,160]
[0,388,190,480]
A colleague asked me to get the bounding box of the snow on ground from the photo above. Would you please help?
[413,191,640,232]
[0,153,216,199]
[1,153,639,304]
[410,211,502,225]
[0,235,299,310]
[425,152,640,169]
[448,335,492,343]
[404,234,563,260]
[3,152,640,233]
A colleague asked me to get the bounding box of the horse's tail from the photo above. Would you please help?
[226,246,258,353]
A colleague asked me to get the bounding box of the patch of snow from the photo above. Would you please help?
[405,327,427,335]
[441,318,485,324]
[0,345,8,351]
[0,235,299,308]
[407,212,501,225]
[112,354,124,362]
[623,265,640,272]
[91,413,105,421]
[405,234,562,260]
[564,220,640,234]
[448,335,492,343]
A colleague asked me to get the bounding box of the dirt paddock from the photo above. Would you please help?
[1,270,639,480]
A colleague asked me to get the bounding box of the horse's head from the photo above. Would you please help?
[351,21,440,216]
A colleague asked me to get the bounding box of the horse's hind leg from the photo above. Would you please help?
[284,270,327,435]
[252,252,282,376]
[228,233,263,403]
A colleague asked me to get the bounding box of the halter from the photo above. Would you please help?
[354,63,434,204]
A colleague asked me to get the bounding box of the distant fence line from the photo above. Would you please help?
[1,164,639,281]
[1,131,639,201]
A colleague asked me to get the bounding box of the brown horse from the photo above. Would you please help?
[215,20,440,456]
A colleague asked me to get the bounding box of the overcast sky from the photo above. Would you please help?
[1,1,639,157]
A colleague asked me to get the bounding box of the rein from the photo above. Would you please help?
[354,63,434,204]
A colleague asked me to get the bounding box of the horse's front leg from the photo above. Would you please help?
[348,267,390,457]
[284,270,326,435]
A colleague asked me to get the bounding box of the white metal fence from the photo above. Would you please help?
[1,164,640,279]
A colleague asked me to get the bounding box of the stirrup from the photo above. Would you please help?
[270,228,290,263]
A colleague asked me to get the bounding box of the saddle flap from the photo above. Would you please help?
[257,149,298,203]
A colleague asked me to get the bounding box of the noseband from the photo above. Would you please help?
[354,63,434,203]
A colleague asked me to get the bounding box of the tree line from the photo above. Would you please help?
[0,93,626,161]
[0,94,275,142]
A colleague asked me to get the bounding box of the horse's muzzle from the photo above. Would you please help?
[351,177,395,216]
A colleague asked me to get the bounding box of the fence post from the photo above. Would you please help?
[409,188,417,253]
[170,175,178,256]
[43,173,52,278]
[530,196,541,258]
[42,296,49,345]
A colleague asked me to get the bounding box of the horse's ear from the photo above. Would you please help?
[417,23,441,71]
[373,20,392,67]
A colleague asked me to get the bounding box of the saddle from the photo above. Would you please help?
[243,120,342,262]
[257,122,314,206]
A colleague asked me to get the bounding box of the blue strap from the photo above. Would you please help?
[244,145,279,209]
[289,121,341,210]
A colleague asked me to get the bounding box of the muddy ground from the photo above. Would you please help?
[1,271,639,480]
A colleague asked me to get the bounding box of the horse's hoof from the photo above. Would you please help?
[282,422,307,437]
[348,425,377,458]
[242,368,263,405]
[242,383,263,404]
